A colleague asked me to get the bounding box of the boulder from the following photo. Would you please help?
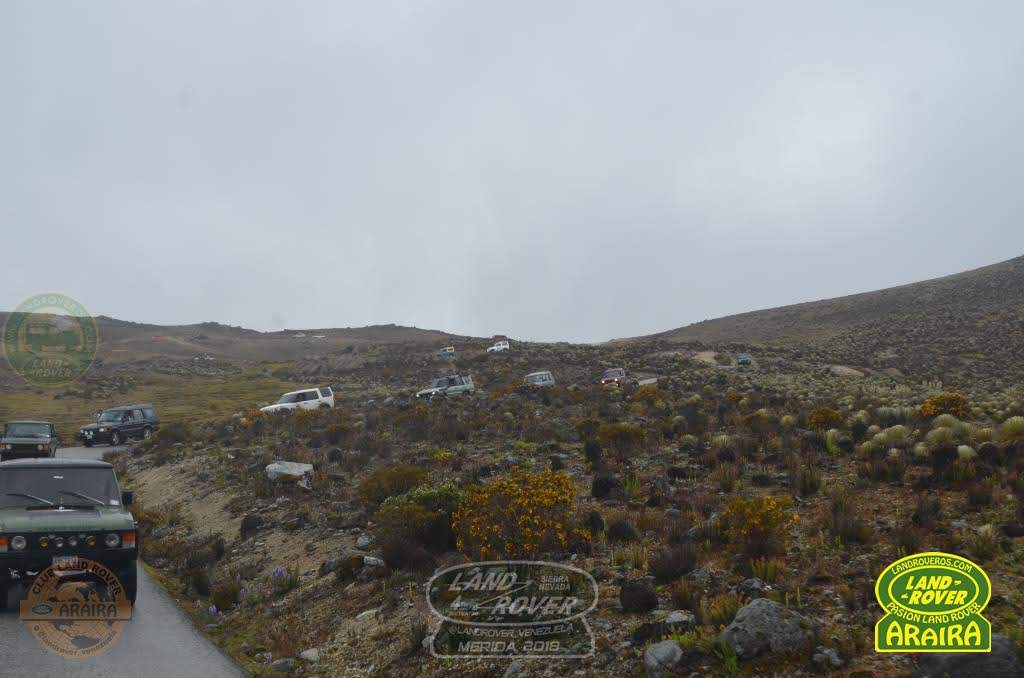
[916,634,1024,677]
[812,645,844,671]
[643,639,683,678]
[265,461,315,489]
[719,598,817,660]
[299,648,320,663]
[269,657,295,673]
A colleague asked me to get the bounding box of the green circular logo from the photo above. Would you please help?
[3,293,98,386]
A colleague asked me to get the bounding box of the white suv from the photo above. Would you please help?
[261,386,335,413]
[487,340,510,353]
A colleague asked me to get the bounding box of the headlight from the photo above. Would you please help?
[37,444,44,451]
[86,536,96,547]
[104,533,120,548]
[100,427,108,432]
[68,536,79,547]
[11,536,26,551]
[55,537,65,548]
[39,536,49,548]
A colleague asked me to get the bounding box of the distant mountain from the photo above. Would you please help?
[0,313,467,363]
[647,255,1024,386]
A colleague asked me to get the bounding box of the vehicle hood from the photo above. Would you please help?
[260,403,289,412]
[0,506,134,533]
[79,423,110,432]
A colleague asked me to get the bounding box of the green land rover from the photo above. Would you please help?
[0,458,138,607]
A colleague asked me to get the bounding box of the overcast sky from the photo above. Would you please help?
[3,2,1023,342]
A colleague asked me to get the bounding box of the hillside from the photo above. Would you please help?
[647,255,1024,386]
[0,314,467,364]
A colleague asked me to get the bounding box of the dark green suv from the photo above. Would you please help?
[1,421,60,461]
[78,404,160,447]
[0,458,138,606]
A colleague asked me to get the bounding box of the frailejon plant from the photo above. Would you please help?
[452,469,588,559]
[809,407,844,432]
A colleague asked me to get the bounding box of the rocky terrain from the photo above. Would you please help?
[102,333,1024,677]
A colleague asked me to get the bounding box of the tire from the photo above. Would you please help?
[120,564,138,605]
[142,427,152,440]
[319,403,329,409]
[83,440,93,448]
[110,431,122,446]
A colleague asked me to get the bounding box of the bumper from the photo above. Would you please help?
[78,430,113,444]
[0,550,137,580]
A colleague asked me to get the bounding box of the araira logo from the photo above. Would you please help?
[875,552,991,652]
[31,603,52,615]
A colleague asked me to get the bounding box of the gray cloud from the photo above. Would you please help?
[3,1,1022,341]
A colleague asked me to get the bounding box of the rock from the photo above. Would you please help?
[503,659,529,678]
[812,645,844,670]
[719,598,818,660]
[240,513,262,539]
[322,550,364,580]
[664,610,697,629]
[299,648,320,663]
[269,657,295,673]
[355,607,379,622]
[736,577,772,599]
[620,581,658,613]
[265,461,315,489]
[643,639,683,678]
[550,454,568,470]
[355,534,372,549]
[916,634,1024,677]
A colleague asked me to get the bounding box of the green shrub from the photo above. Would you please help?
[597,423,646,460]
[375,482,464,553]
[1002,416,1024,443]
[357,465,429,508]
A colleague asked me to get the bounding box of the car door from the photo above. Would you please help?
[300,390,319,410]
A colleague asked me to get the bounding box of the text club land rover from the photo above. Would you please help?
[1,421,60,461]
[0,458,138,605]
[78,404,160,447]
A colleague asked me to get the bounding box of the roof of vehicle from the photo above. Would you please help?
[3,420,53,425]
[602,367,626,373]
[0,458,113,469]
[103,404,155,411]
[281,388,323,396]
[526,371,552,377]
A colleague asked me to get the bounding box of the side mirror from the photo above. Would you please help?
[121,491,133,506]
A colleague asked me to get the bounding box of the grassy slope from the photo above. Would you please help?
[0,367,305,438]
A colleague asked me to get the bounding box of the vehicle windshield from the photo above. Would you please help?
[5,423,50,438]
[602,369,625,378]
[429,378,448,389]
[526,374,548,383]
[276,393,300,404]
[98,410,125,422]
[0,467,120,508]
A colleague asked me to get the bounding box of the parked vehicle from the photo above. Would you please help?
[0,458,138,605]
[436,346,456,358]
[524,371,555,387]
[260,387,335,413]
[487,340,510,353]
[600,367,631,386]
[1,422,60,461]
[416,375,475,398]
[78,405,160,447]
[737,353,752,366]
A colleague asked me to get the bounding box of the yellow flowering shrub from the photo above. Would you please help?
[721,495,796,558]
[452,469,588,559]
[808,407,843,432]
[920,390,970,419]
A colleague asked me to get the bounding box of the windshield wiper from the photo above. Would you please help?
[5,492,54,506]
[58,491,105,507]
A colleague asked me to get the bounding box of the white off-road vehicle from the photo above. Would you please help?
[487,340,510,353]
[260,386,335,412]
[416,375,475,398]
[524,371,555,387]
